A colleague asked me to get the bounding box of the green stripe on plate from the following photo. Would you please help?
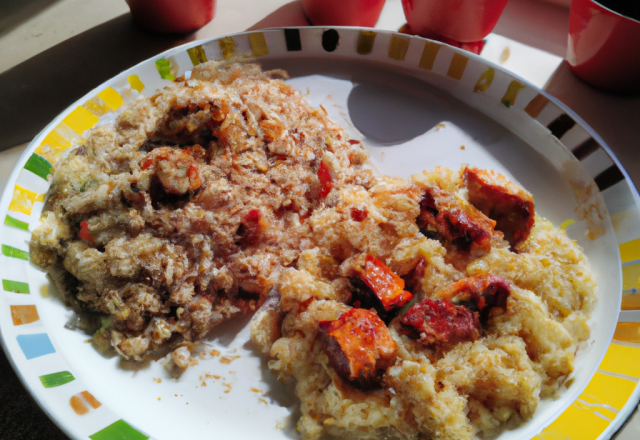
[39,371,75,388]
[3,279,30,294]
[90,420,149,440]
[1,245,29,260]
[4,215,29,231]
[24,154,52,180]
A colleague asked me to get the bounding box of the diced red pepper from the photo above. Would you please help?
[401,298,481,349]
[317,161,334,198]
[360,256,413,311]
[350,207,368,222]
[78,221,94,245]
[319,308,397,391]
[186,162,202,191]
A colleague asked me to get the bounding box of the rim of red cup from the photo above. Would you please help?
[589,0,640,24]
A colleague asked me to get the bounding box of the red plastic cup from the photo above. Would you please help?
[401,0,509,43]
[301,0,386,27]
[567,0,640,93]
[126,0,216,34]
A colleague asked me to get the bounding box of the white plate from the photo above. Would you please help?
[2,28,640,440]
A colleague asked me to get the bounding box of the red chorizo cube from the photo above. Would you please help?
[400,298,481,349]
[436,274,512,322]
[319,308,397,391]
[463,167,535,250]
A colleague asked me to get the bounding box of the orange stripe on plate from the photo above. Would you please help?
[81,391,102,409]
[622,294,640,311]
[70,395,89,415]
[613,322,640,343]
[524,93,550,118]
[10,305,39,325]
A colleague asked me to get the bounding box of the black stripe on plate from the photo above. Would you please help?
[284,29,302,51]
[594,165,625,192]
[571,137,600,161]
[322,29,340,52]
[547,114,576,139]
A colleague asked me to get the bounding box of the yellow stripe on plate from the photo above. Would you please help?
[187,45,208,66]
[474,68,495,92]
[388,34,410,61]
[219,37,236,59]
[446,53,468,80]
[620,237,640,264]
[418,41,441,70]
[62,106,99,135]
[8,185,38,215]
[357,30,376,55]
[249,32,269,57]
[535,402,609,440]
[83,96,112,118]
[127,74,145,93]
[501,80,526,108]
[599,343,640,378]
[623,261,640,292]
[536,371,636,440]
[97,87,124,110]
[35,127,72,165]
[581,371,636,415]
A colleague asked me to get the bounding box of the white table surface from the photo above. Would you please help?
[0,0,638,438]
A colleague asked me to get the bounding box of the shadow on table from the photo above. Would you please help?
[0,13,195,152]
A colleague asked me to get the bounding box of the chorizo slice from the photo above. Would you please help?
[437,274,512,322]
[319,308,397,391]
[463,167,535,250]
[400,298,481,349]
[417,185,498,262]
[400,274,512,349]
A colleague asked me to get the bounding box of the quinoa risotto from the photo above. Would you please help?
[30,62,596,440]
